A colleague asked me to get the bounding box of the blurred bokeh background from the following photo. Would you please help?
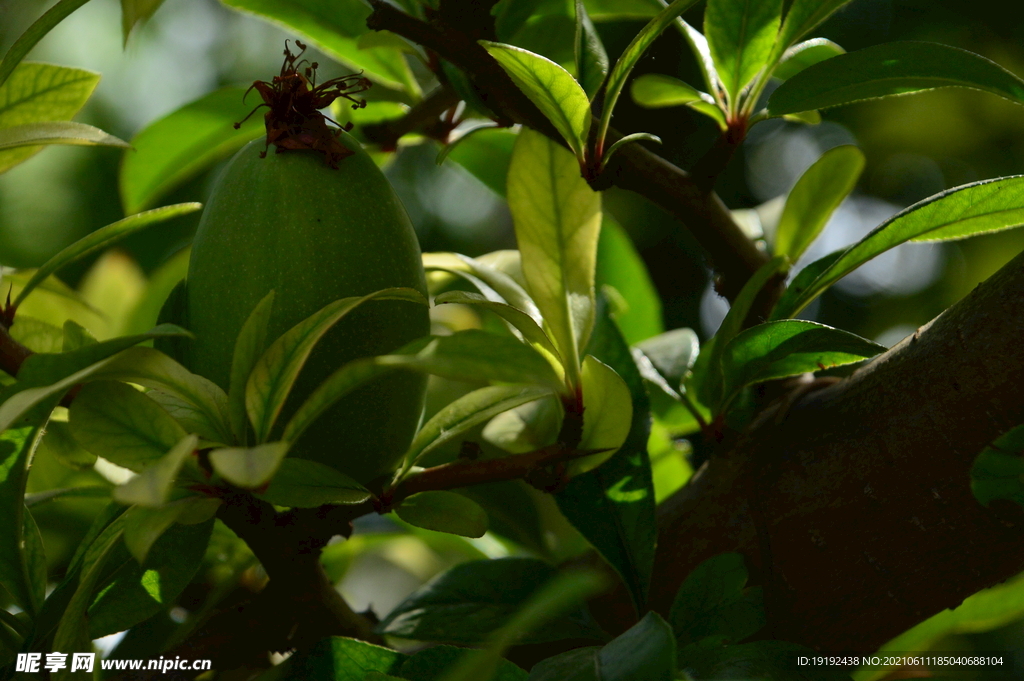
[2,0,1024,675]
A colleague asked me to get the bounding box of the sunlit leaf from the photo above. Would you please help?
[256,459,370,507]
[635,327,699,391]
[395,491,488,538]
[0,62,100,173]
[120,87,264,214]
[769,0,853,63]
[774,145,864,261]
[403,384,553,467]
[380,330,563,390]
[433,290,560,360]
[570,355,632,475]
[773,38,845,81]
[246,287,425,443]
[209,441,290,488]
[113,434,199,508]
[481,42,592,160]
[768,41,1024,116]
[629,74,727,128]
[596,0,701,151]
[13,203,202,309]
[508,129,602,385]
[771,176,1024,318]
[121,494,219,563]
[69,381,188,473]
[0,0,94,90]
[220,0,419,93]
[704,0,782,104]
[0,121,127,150]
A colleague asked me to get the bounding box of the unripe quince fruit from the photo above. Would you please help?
[185,135,429,484]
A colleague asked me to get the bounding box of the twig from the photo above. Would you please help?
[365,0,770,302]
[361,84,461,150]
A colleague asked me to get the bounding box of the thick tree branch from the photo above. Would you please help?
[365,0,769,300]
[650,250,1024,652]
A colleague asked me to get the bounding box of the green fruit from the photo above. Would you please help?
[185,136,429,484]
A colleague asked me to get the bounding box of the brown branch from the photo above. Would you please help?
[0,323,31,377]
[365,0,769,301]
[647,248,1024,652]
[361,84,461,150]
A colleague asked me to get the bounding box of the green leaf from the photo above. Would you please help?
[774,145,865,261]
[689,255,789,410]
[483,393,562,455]
[773,38,846,81]
[256,459,370,507]
[971,424,1024,507]
[381,330,563,390]
[9,316,63,353]
[86,518,213,639]
[434,291,560,360]
[120,87,265,214]
[769,0,852,63]
[574,0,609,99]
[51,517,125,667]
[704,0,783,105]
[276,637,405,681]
[378,557,605,644]
[400,646,527,681]
[556,294,655,614]
[0,0,93,90]
[670,552,765,646]
[69,381,188,472]
[445,127,518,197]
[0,121,127,150]
[123,247,191,336]
[768,41,1024,116]
[230,290,275,444]
[220,0,418,94]
[425,252,541,320]
[481,42,592,160]
[771,176,1024,319]
[859,572,1024,680]
[599,612,676,681]
[570,355,632,475]
[246,287,426,444]
[37,418,96,470]
[13,203,202,309]
[458,481,549,556]
[98,346,233,444]
[62,319,97,351]
[209,441,290,488]
[533,612,675,681]
[112,434,199,508]
[121,494,219,563]
[282,358,397,444]
[395,491,489,538]
[120,0,167,42]
[0,62,100,174]
[596,214,663,345]
[596,0,701,152]
[508,129,602,384]
[404,384,554,467]
[0,423,47,615]
[629,74,727,128]
[25,485,109,507]
[635,328,699,391]
[527,647,601,681]
[722,320,883,403]
[439,569,607,681]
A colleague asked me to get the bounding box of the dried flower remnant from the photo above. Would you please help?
[236,40,372,168]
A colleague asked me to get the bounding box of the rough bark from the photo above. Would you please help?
[651,250,1024,652]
